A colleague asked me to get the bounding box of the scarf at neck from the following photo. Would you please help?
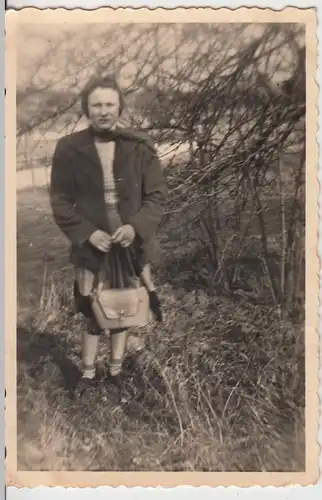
[89,125,120,142]
[88,125,156,153]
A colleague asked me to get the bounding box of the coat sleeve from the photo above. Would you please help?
[50,139,97,245]
[128,141,168,242]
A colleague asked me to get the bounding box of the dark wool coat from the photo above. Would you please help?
[50,126,168,274]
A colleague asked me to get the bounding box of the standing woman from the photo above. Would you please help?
[50,74,168,398]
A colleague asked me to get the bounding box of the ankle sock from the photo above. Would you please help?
[109,359,123,377]
[82,365,96,379]
[82,331,100,379]
[109,329,128,375]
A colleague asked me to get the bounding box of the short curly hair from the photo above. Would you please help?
[80,74,125,117]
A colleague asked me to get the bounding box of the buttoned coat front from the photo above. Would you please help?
[50,126,168,274]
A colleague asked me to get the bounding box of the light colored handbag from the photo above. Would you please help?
[90,285,151,330]
[89,248,152,330]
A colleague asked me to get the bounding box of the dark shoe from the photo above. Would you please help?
[70,372,102,400]
[102,372,132,404]
[116,374,134,404]
[149,291,163,322]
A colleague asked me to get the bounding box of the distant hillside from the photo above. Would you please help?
[17,88,80,136]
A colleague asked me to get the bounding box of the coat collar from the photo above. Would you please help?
[74,128,97,168]
[71,127,136,192]
[72,126,121,169]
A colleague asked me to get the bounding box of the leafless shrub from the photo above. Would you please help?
[17,22,305,316]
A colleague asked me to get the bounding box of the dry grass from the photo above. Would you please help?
[16,187,305,472]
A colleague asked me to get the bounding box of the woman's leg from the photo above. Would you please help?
[82,320,101,379]
[109,328,129,377]
[74,268,101,380]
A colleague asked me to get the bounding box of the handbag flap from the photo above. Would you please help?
[95,288,142,319]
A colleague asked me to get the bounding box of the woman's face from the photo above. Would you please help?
[87,87,120,131]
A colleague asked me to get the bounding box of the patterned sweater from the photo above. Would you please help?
[94,138,123,235]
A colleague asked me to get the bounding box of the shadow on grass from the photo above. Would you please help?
[16,326,173,431]
[17,326,81,390]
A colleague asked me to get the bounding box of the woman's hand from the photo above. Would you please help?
[111,225,136,247]
[89,230,112,252]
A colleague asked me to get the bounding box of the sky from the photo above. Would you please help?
[16,22,303,92]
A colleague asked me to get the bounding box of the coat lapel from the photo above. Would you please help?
[74,129,102,171]
[113,125,141,196]
[73,128,108,193]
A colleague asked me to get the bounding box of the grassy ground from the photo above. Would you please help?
[16,187,305,472]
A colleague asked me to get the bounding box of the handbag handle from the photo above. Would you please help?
[97,244,142,290]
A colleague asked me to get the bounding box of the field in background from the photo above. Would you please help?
[17,187,305,472]
[16,129,193,190]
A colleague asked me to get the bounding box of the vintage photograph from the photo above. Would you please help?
[5,6,319,488]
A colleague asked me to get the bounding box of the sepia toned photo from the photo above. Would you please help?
[5,6,319,488]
